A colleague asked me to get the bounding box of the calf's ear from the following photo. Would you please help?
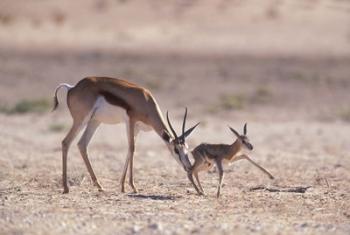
[243,123,247,135]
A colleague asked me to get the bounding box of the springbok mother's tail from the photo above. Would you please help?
[52,83,74,111]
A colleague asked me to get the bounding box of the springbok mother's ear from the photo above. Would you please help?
[162,130,172,143]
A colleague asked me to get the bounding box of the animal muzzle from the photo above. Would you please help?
[180,154,192,172]
[247,143,254,150]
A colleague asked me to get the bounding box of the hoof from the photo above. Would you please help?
[98,187,104,192]
[94,183,104,192]
[63,188,69,194]
[129,183,138,193]
[132,189,138,194]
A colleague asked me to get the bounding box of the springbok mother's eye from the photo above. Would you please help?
[174,148,179,154]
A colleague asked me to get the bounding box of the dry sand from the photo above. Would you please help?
[0,1,350,235]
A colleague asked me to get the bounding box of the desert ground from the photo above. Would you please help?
[1,1,350,235]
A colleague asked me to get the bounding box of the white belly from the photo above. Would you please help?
[92,96,153,133]
[135,121,153,132]
[93,96,128,124]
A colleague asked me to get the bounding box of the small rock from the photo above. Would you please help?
[334,163,342,168]
[149,222,163,231]
[300,223,308,228]
[191,228,200,234]
[216,223,228,230]
[132,225,141,233]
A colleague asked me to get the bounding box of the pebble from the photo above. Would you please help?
[149,222,163,231]
[132,225,141,233]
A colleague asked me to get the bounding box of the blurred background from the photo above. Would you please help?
[1,1,350,235]
[0,0,349,122]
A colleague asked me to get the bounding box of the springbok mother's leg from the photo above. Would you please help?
[120,118,137,193]
[194,172,205,194]
[187,172,203,195]
[191,158,206,195]
[77,119,103,191]
[61,120,85,193]
[128,121,139,193]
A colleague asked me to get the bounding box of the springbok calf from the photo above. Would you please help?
[53,77,199,194]
[188,123,274,198]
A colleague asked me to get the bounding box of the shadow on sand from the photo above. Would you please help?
[127,194,179,201]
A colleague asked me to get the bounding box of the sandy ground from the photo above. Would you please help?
[0,51,349,235]
[1,1,350,235]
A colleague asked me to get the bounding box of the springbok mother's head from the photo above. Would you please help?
[164,108,199,172]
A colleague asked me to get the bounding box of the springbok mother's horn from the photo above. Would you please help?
[166,111,178,139]
[180,122,200,140]
[181,107,188,142]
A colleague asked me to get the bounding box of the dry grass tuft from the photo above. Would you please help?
[0,13,13,25]
[48,123,67,133]
[251,87,273,104]
[51,10,66,25]
[220,94,246,110]
[0,99,51,114]
[208,87,274,113]
[338,108,350,122]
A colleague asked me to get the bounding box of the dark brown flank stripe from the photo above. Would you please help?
[99,89,171,143]
[99,91,132,112]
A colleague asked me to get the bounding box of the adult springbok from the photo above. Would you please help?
[53,77,199,194]
[188,123,274,198]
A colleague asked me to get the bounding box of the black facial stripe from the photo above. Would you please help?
[162,132,171,142]
[243,141,251,147]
